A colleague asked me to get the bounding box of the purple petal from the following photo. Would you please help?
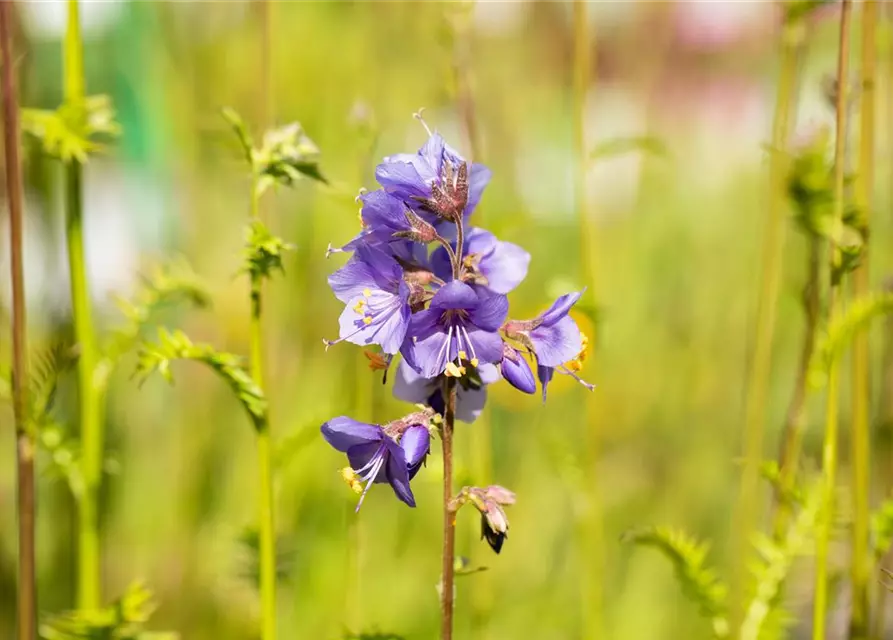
[337,290,411,355]
[375,161,428,200]
[327,244,401,303]
[420,133,446,177]
[479,240,530,294]
[470,292,509,331]
[538,290,585,326]
[464,163,492,216]
[477,362,500,385]
[430,245,454,283]
[321,417,382,452]
[401,309,451,378]
[530,315,583,367]
[392,360,433,405]
[346,441,389,484]
[456,384,487,423]
[501,351,536,394]
[463,227,499,257]
[401,425,430,470]
[360,190,410,233]
[537,365,554,402]
[464,327,505,366]
[430,280,480,312]
[385,439,415,507]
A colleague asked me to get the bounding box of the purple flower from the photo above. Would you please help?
[401,280,508,379]
[503,291,594,400]
[375,133,491,222]
[500,344,536,395]
[326,244,412,354]
[392,359,499,423]
[321,415,431,511]
[431,227,530,294]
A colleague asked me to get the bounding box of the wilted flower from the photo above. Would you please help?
[321,412,432,511]
[457,485,516,554]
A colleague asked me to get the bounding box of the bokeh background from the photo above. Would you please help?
[2,1,893,638]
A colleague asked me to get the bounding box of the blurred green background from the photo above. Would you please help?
[2,1,893,638]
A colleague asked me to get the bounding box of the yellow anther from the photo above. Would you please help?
[445,362,463,378]
[459,366,467,376]
[458,350,468,361]
[353,300,366,313]
[470,357,479,367]
[362,287,372,298]
[363,316,373,325]
[340,467,364,494]
[565,331,589,372]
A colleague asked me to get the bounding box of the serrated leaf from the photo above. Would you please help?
[22,94,120,163]
[623,526,729,638]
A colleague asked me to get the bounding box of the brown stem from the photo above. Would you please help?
[440,378,457,640]
[1,2,36,638]
[773,236,820,538]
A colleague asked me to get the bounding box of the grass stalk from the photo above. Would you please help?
[63,0,103,610]
[774,237,820,539]
[572,3,603,637]
[249,180,277,640]
[813,3,852,638]
[849,2,876,638]
[733,14,802,626]
[1,3,37,637]
[441,378,458,640]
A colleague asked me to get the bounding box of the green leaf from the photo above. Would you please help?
[22,94,120,163]
[255,121,327,188]
[241,219,294,282]
[810,292,893,387]
[623,526,729,638]
[135,328,267,431]
[221,107,254,166]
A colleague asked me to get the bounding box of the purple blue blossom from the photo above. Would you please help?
[431,227,530,294]
[393,359,499,423]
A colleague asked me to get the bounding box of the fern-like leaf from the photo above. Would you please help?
[810,292,893,387]
[740,480,821,640]
[623,526,729,638]
[135,328,266,430]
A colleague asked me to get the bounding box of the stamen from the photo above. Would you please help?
[340,467,364,494]
[458,350,468,361]
[363,316,373,325]
[460,325,478,362]
[413,108,433,136]
[353,299,366,313]
[471,358,479,367]
[557,365,596,392]
[355,187,368,203]
[445,362,463,377]
[325,243,343,259]
[363,287,372,298]
[436,325,454,372]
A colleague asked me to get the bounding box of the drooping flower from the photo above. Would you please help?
[321,413,431,511]
[461,485,516,554]
[503,290,594,399]
[401,280,508,379]
[326,244,412,354]
[499,343,536,395]
[431,227,530,295]
[375,133,492,222]
[392,359,499,423]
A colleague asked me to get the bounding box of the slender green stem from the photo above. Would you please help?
[773,237,820,539]
[441,378,457,640]
[814,3,852,638]
[572,3,603,637]
[63,0,103,610]
[249,179,277,640]
[733,16,802,627]
[1,3,37,637]
[850,3,876,638]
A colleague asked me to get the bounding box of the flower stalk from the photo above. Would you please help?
[850,2,876,637]
[1,1,37,636]
[441,378,458,640]
[63,0,103,610]
[733,10,803,626]
[249,175,277,640]
[813,2,852,638]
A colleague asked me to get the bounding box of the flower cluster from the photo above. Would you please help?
[321,120,593,513]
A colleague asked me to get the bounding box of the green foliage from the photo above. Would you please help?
[40,583,176,639]
[236,528,296,586]
[343,633,405,640]
[22,95,120,163]
[810,292,893,387]
[222,107,326,195]
[871,498,893,562]
[589,136,668,163]
[135,328,267,431]
[622,527,729,638]
[242,219,293,281]
[759,460,803,509]
[740,480,821,640]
